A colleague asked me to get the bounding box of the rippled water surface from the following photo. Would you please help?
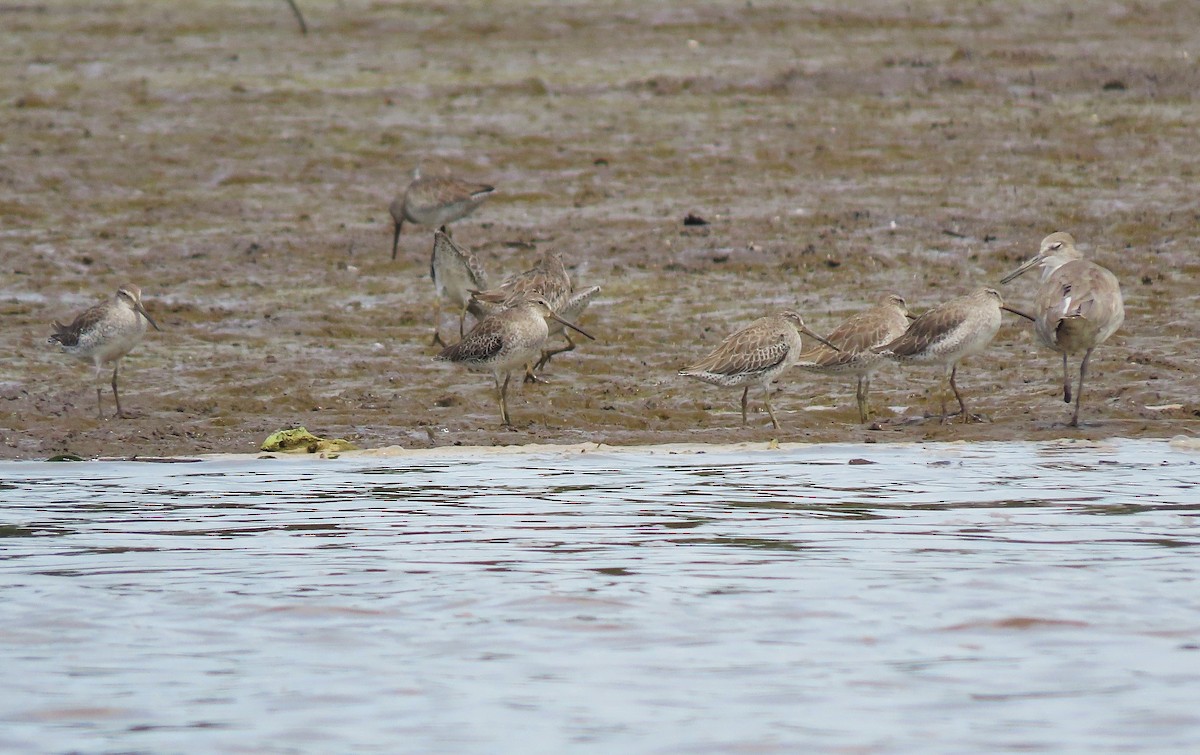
[3,439,1199,753]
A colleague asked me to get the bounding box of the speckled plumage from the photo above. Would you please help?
[1001,231,1125,426]
[796,293,911,423]
[49,284,161,418]
[430,227,489,345]
[680,310,834,429]
[389,170,494,260]
[436,293,594,426]
[876,287,1003,422]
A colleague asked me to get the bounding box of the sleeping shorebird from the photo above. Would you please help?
[436,293,595,427]
[1000,231,1125,426]
[875,287,1028,423]
[429,227,489,347]
[49,285,161,419]
[795,293,911,423]
[680,310,838,430]
[389,169,494,260]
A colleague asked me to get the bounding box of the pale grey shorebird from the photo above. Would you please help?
[875,287,1030,423]
[680,310,838,430]
[795,293,911,423]
[48,285,161,419]
[1000,231,1125,426]
[389,169,495,260]
[429,227,489,347]
[436,293,595,426]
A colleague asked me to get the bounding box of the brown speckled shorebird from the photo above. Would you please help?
[436,293,595,427]
[876,287,1027,423]
[1001,231,1125,427]
[49,285,161,419]
[469,249,573,382]
[680,310,837,430]
[389,169,494,260]
[430,227,489,347]
[796,293,911,423]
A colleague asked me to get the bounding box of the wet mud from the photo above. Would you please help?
[2,1,1198,459]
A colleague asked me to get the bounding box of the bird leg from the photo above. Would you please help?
[111,363,124,419]
[535,333,577,372]
[740,386,750,426]
[495,371,512,426]
[1070,349,1093,427]
[763,384,780,430]
[523,362,549,384]
[430,298,445,347]
[1061,352,1072,404]
[457,304,469,337]
[856,376,868,424]
[947,364,976,423]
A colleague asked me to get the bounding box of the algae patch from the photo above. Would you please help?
[261,427,357,454]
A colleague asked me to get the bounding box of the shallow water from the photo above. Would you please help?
[2,439,1199,753]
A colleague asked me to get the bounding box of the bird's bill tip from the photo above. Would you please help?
[802,327,840,352]
[134,302,162,331]
[550,313,595,340]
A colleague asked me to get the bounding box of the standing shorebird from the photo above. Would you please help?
[468,249,574,381]
[680,310,837,430]
[430,227,489,347]
[875,287,1017,423]
[795,293,911,423]
[436,293,595,427]
[1001,231,1125,426]
[48,284,161,419]
[389,169,494,260]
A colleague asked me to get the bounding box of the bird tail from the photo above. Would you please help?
[48,321,77,346]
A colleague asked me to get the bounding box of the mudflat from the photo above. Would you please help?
[2,1,1197,459]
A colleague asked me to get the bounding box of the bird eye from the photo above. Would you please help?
[1050,242,1062,250]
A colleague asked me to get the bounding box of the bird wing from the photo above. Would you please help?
[683,319,790,378]
[878,305,961,358]
[802,306,908,367]
[48,302,107,347]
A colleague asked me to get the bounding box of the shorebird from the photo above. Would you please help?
[48,284,161,419]
[468,249,573,381]
[429,227,489,347]
[680,310,837,430]
[389,169,494,260]
[795,293,911,423]
[1000,231,1125,426]
[436,293,595,426]
[876,287,1027,423]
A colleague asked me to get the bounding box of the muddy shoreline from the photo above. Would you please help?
[2,1,1198,459]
